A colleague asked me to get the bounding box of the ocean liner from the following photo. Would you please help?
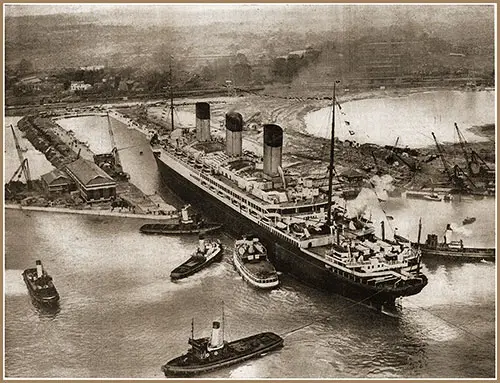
[150,86,427,309]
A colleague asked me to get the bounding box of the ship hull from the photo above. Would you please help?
[155,155,426,305]
[140,223,222,235]
[22,270,60,306]
[162,332,283,376]
[420,247,495,261]
[170,247,223,280]
[232,252,280,289]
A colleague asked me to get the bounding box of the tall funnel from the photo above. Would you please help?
[208,321,224,350]
[36,260,43,278]
[225,112,243,157]
[263,124,283,177]
[196,102,211,142]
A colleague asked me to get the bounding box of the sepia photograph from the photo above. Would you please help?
[3,2,496,379]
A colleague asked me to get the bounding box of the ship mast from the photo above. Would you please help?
[221,300,225,342]
[169,55,175,131]
[326,81,340,225]
[191,318,194,340]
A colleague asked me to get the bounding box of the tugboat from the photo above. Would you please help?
[233,235,279,289]
[22,260,60,306]
[161,305,283,376]
[462,216,476,225]
[170,234,223,280]
[140,205,222,235]
[416,223,495,261]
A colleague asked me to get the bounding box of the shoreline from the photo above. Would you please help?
[5,203,179,221]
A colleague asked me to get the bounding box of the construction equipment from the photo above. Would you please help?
[454,122,494,178]
[385,136,421,172]
[93,113,129,180]
[9,124,32,189]
[432,131,476,191]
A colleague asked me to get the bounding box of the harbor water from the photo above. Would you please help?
[305,90,495,147]
[4,91,496,378]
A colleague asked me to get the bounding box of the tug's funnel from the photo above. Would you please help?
[225,112,243,157]
[263,124,283,177]
[208,321,224,350]
[198,233,206,253]
[196,102,211,142]
[36,260,43,278]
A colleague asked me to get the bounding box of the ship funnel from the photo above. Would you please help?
[181,206,190,223]
[196,102,211,142]
[36,260,43,278]
[263,124,283,178]
[225,112,243,157]
[208,321,224,350]
[198,233,206,253]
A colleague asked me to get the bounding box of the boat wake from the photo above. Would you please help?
[4,269,27,296]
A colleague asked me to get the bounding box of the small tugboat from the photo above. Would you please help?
[462,217,476,225]
[423,193,441,202]
[416,223,495,261]
[22,260,60,306]
[140,205,222,235]
[170,234,223,280]
[233,235,279,289]
[161,305,283,376]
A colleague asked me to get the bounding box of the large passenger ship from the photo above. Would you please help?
[150,93,427,310]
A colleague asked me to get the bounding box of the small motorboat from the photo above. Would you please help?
[462,217,476,225]
[22,260,60,306]
[170,235,223,280]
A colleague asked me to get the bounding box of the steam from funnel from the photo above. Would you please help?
[196,102,211,142]
[263,124,283,177]
[36,260,43,278]
[225,112,243,157]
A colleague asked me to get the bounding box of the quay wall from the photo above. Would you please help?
[5,204,179,221]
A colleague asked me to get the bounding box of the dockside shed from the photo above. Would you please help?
[65,158,116,202]
[41,169,73,194]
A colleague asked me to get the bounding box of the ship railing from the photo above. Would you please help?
[303,247,412,280]
[238,263,278,284]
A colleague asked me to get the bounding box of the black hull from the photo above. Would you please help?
[170,249,223,280]
[155,156,426,305]
[140,223,222,236]
[420,247,495,261]
[162,332,283,376]
[22,271,60,307]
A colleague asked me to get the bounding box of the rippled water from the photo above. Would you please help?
[305,90,495,147]
[4,210,496,378]
[4,96,496,378]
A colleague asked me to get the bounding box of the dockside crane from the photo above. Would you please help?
[8,124,32,189]
[385,136,421,172]
[454,122,493,178]
[432,131,476,191]
[93,113,129,180]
